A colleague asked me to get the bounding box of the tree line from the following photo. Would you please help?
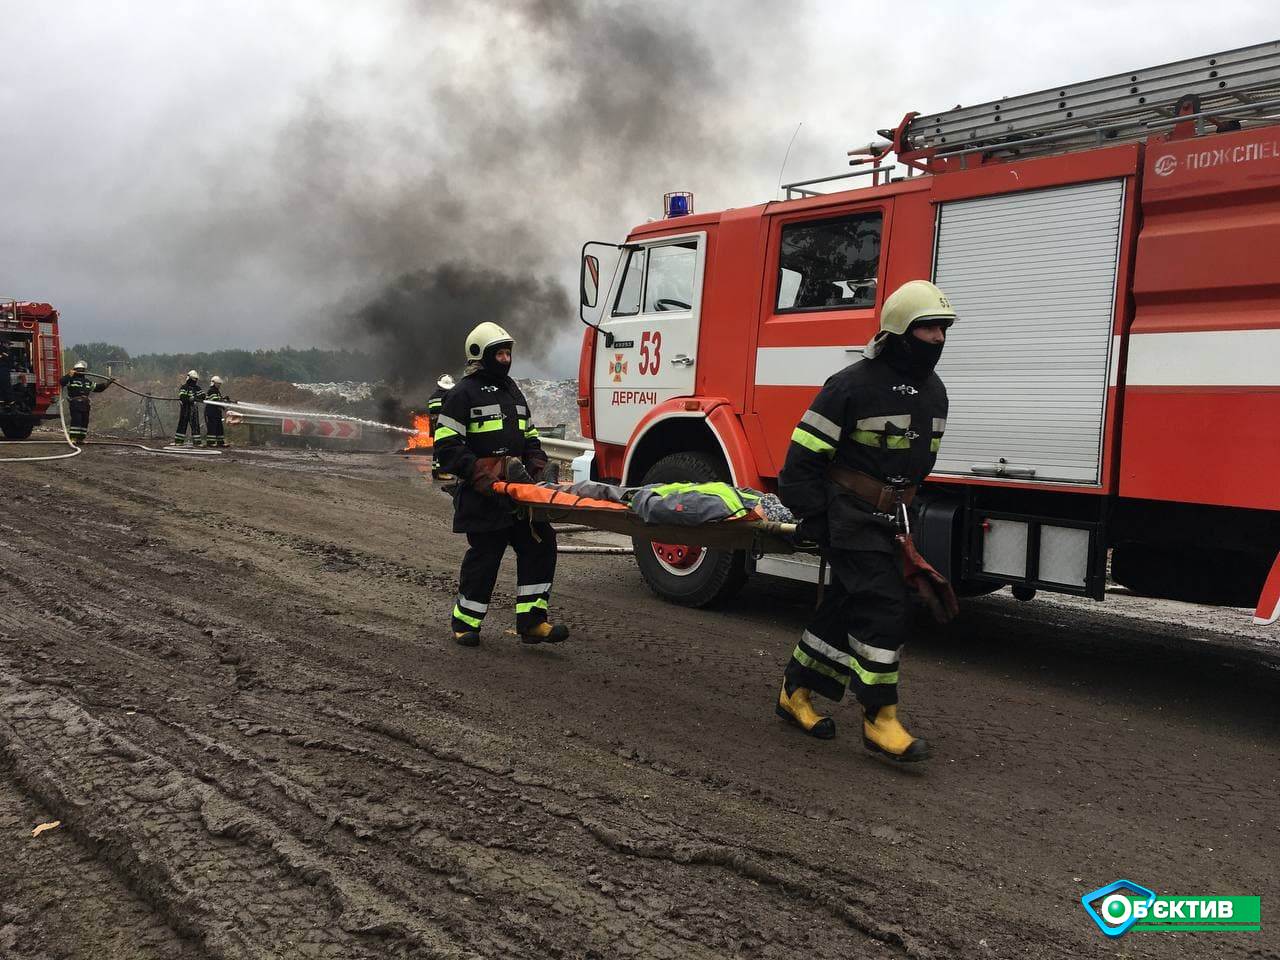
[65,344,383,382]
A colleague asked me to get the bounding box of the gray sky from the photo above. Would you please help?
[1,1,1274,378]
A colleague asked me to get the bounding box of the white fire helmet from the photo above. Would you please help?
[464,322,514,362]
[864,280,957,359]
[436,373,455,390]
[187,369,199,379]
[73,360,88,371]
[210,375,223,385]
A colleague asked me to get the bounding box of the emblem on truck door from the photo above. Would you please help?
[611,354,629,382]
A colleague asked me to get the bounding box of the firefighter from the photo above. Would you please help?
[774,280,954,762]
[203,376,234,447]
[433,322,568,647]
[58,360,111,444]
[426,374,455,481]
[173,370,204,446]
[426,374,455,436]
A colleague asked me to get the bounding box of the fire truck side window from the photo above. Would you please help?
[612,248,647,317]
[643,241,697,312]
[776,212,882,312]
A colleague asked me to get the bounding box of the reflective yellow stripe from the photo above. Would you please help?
[524,428,539,439]
[790,427,834,456]
[452,605,482,628]
[517,418,528,431]
[852,429,880,447]
[468,420,503,433]
[515,597,548,614]
[930,437,941,452]
[885,434,911,450]
[791,646,848,683]
[434,426,460,440]
[849,658,899,686]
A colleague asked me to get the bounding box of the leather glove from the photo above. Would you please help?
[898,533,960,624]
[795,514,829,547]
[471,457,505,493]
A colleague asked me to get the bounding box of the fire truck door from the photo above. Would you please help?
[592,232,706,445]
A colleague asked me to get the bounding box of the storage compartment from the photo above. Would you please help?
[932,180,1125,485]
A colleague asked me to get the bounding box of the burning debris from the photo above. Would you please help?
[403,413,433,453]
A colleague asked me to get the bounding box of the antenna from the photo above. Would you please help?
[776,121,803,197]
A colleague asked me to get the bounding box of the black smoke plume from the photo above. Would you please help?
[350,262,571,383]
[331,0,781,394]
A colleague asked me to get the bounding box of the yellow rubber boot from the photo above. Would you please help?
[520,622,568,645]
[775,683,836,739]
[863,705,930,762]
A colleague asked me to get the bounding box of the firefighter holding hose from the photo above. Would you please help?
[173,370,204,446]
[433,322,569,647]
[775,280,956,762]
[203,376,234,448]
[59,360,111,445]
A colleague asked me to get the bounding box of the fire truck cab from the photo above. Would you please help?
[0,301,63,440]
[577,42,1280,626]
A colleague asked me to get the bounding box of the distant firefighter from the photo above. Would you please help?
[426,373,455,437]
[203,376,235,448]
[59,360,111,445]
[173,370,204,446]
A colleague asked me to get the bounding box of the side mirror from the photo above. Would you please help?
[580,254,600,309]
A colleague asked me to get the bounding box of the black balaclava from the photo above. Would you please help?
[481,341,513,379]
[883,323,946,378]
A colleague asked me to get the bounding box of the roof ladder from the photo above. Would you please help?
[902,40,1280,162]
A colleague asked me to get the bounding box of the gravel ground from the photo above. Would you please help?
[0,444,1275,959]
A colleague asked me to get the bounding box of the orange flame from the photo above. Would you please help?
[405,413,433,450]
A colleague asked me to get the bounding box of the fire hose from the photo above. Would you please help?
[0,393,82,462]
[201,398,419,435]
[80,374,420,437]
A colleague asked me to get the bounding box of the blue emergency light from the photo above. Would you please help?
[664,192,693,218]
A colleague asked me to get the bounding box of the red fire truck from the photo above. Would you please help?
[576,42,1280,627]
[0,301,65,440]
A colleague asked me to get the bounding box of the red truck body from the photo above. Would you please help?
[1,301,64,439]
[576,43,1280,624]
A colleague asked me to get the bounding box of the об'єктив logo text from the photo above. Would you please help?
[1081,879,1261,938]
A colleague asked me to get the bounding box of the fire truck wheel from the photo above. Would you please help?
[632,451,747,608]
[0,416,36,440]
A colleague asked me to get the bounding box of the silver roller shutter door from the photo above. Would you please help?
[932,179,1124,484]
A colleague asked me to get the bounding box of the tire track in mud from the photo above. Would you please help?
[7,454,1222,958]
[0,477,939,957]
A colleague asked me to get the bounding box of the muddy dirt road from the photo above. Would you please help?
[1,446,1276,959]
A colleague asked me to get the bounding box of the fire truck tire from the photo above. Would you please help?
[0,416,36,440]
[632,451,747,608]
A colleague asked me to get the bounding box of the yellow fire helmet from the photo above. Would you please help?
[865,280,957,359]
[464,322,514,362]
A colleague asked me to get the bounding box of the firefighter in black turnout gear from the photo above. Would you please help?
[174,370,204,446]
[426,373,455,481]
[775,280,955,762]
[59,361,111,444]
[426,374,454,436]
[433,322,569,647]
[203,376,234,447]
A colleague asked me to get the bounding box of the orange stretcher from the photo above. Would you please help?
[491,481,801,555]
